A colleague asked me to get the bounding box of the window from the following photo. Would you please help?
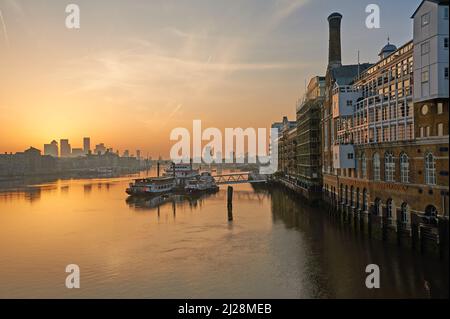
[426,126,431,137]
[421,13,430,26]
[363,189,368,211]
[438,103,443,114]
[420,126,425,138]
[438,123,444,136]
[385,152,395,182]
[373,153,381,181]
[400,153,409,183]
[348,153,354,160]
[421,104,429,115]
[445,37,449,49]
[445,67,449,79]
[422,70,429,83]
[421,42,430,55]
[374,198,382,216]
[361,153,367,178]
[400,203,409,224]
[346,100,353,107]
[425,152,436,185]
[350,186,354,207]
[445,7,449,20]
[386,199,393,220]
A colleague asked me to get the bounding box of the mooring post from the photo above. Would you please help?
[227,186,233,221]
[157,161,160,177]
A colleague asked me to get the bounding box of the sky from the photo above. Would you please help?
[0,0,420,157]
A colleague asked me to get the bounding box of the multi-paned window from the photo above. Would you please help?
[400,153,409,183]
[385,152,395,182]
[361,153,367,179]
[425,152,436,185]
[373,153,381,181]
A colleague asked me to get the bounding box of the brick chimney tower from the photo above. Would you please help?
[327,12,343,69]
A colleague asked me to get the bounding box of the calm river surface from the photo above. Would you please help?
[0,171,448,299]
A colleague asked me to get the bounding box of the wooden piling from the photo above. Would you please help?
[227,186,233,221]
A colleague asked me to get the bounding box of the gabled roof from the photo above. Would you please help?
[411,0,449,19]
[330,63,372,85]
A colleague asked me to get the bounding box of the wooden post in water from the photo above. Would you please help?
[157,161,160,177]
[227,186,233,221]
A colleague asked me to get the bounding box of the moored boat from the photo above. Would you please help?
[185,172,219,194]
[163,162,199,184]
[126,176,176,196]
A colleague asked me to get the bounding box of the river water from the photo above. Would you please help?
[0,172,448,299]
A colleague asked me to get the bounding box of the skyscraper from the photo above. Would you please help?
[60,139,71,158]
[44,140,58,157]
[83,137,91,155]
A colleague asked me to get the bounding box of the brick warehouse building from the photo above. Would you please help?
[320,0,449,255]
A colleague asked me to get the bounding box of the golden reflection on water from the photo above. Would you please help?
[0,174,448,299]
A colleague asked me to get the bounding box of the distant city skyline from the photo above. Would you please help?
[4,136,146,159]
[0,0,421,157]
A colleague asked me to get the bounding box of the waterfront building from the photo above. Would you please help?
[94,143,106,155]
[83,137,91,155]
[320,1,449,252]
[44,140,58,157]
[0,147,56,176]
[272,116,296,176]
[60,139,71,158]
[71,148,84,157]
[295,76,325,200]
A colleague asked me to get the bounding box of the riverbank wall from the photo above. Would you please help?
[271,176,449,262]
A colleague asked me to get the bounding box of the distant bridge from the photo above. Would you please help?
[212,172,267,185]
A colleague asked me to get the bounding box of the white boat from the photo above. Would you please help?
[163,162,200,186]
[126,176,176,196]
[185,172,219,194]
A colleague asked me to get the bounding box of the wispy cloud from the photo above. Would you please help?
[270,0,310,28]
[0,9,10,47]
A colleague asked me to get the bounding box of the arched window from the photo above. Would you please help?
[400,153,409,183]
[425,205,438,218]
[345,185,348,205]
[361,153,367,179]
[386,199,394,219]
[385,152,395,182]
[400,203,409,224]
[363,189,368,211]
[356,188,360,209]
[373,153,381,181]
[425,153,436,185]
[350,186,354,207]
[374,198,382,216]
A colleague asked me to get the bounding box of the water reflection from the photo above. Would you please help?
[269,187,449,299]
[126,193,218,212]
[0,175,447,298]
